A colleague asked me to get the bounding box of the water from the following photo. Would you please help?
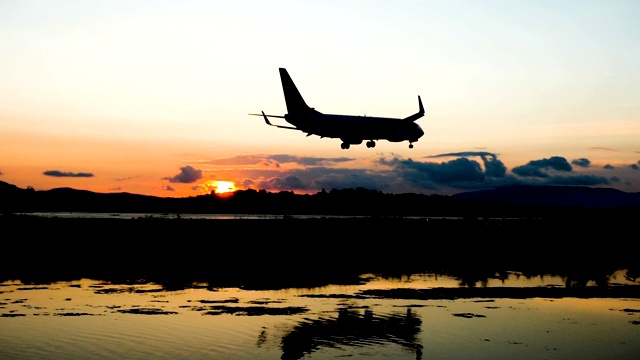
[2,272,640,360]
[2,213,639,359]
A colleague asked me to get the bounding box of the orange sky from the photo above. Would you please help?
[1,1,639,198]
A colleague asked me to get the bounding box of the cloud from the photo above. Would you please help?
[164,166,203,184]
[426,151,507,178]
[203,152,637,196]
[243,153,514,195]
[511,156,572,178]
[256,175,308,191]
[604,164,615,170]
[571,158,590,168]
[43,170,94,178]
[383,157,485,184]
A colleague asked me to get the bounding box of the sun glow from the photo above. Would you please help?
[210,180,236,195]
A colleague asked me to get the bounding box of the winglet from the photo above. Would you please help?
[403,96,425,122]
[261,111,272,125]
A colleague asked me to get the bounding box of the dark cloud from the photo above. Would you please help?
[427,151,507,178]
[511,166,549,178]
[481,154,507,178]
[256,175,308,191]
[604,164,615,170]
[305,168,391,191]
[164,166,202,184]
[239,178,256,189]
[571,158,590,168]
[43,170,94,178]
[222,152,637,196]
[631,164,639,170]
[165,185,175,191]
[242,166,395,194]
[511,156,572,178]
[383,157,485,184]
[239,153,581,194]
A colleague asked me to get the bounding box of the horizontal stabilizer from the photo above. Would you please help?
[249,113,286,119]
[250,111,299,130]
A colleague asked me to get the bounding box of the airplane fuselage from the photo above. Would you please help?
[251,68,426,149]
[285,113,424,146]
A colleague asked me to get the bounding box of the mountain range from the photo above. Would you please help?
[2,180,639,218]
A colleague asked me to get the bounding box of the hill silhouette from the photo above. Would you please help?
[1,180,639,219]
[2,180,639,289]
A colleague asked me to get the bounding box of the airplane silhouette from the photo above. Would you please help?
[250,68,425,149]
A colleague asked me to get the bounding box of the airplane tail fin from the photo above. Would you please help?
[279,68,320,115]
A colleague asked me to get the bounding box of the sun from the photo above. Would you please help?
[210,180,237,195]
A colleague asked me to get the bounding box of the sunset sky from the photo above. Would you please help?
[1,0,639,197]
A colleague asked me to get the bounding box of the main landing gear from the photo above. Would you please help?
[340,141,415,149]
[341,140,376,149]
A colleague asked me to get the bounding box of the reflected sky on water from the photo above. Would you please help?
[2,274,640,360]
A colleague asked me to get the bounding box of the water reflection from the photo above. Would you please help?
[281,306,423,360]
[2,267,638,294]
[2,277,640,360]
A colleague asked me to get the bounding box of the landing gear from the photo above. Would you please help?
[409,143,414,149]
[341,143,350,149]
[366,140,376,148]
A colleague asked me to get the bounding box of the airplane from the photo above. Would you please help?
[250,68,425,149]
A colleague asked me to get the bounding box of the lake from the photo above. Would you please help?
[2,213,639,359]
[2,272,640,360]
